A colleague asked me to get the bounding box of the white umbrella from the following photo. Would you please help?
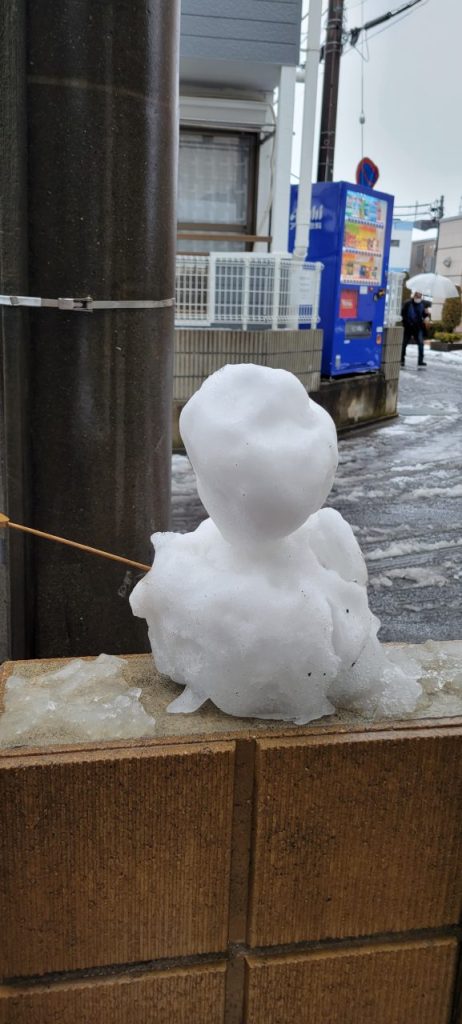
[406,273,459,300]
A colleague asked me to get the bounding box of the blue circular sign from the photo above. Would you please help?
[356,157,379,188]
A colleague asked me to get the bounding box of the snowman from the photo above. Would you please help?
[130,364,422,724]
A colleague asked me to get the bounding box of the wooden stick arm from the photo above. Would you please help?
[0,513,151,573]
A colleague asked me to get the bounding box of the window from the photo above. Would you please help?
[177,130,257,252]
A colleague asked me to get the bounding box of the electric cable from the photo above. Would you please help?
[342,0,430,54]
[359,0,366,157]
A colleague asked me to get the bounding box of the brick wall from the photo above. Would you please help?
[0,663,461,1022]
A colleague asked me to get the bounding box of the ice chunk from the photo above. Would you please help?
[414,640,462,696]
[180,363,338,546]
[328,636,423,718]
[0,654,156,748]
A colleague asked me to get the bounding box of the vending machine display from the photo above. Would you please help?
[288,181,394,376]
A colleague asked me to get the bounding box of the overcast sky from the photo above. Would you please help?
[292,0,462,225]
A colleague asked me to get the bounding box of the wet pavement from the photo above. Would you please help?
[171,347,462,644]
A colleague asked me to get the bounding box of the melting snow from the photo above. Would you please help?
[0,655,156,748]
[366,539,459,561]
[370,567,447,589]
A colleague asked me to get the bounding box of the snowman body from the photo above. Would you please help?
[131,364,421,723]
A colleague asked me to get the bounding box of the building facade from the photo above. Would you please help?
[389,219,413,273]
[409,237,437,277]
[433,216,462,323]
[435,216,462,286]
[178,0,303,254]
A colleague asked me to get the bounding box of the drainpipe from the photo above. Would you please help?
[293,0,323,260]
[271,66,297,253]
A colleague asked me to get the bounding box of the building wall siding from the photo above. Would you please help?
[180,0,302,66]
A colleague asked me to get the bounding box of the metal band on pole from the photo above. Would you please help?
[0,294,175,312]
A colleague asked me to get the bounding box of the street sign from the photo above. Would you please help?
[356,157,379,188]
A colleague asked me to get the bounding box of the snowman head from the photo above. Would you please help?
[180,364,338,547]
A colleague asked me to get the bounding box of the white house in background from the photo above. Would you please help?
[417,217,462,323]
[178,0,303,254]
[389,219,413,273]
[435,216,462,288]
[409,237,437,277]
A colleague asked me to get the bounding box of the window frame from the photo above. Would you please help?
[177,126,258,253]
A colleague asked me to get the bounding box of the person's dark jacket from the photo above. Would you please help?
[401,298,427,330]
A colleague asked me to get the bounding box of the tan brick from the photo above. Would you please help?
[0,743,234,976]
[0,963,226,1024]
[245,938,458,1024]
[248,730,462,945]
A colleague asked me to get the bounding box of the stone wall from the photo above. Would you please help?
[172,328,404,444]
[382,326,404,383]
[311,327,403,431]
[173,328,323,448]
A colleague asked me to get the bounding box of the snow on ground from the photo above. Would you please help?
[171,346,462,643]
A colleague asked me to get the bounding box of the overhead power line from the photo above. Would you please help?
[315,0,425,180]
[348,0,423,47]
[319,0,424,59]
[394,197,445,228]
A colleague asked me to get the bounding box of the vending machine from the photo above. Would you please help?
[288,181,394,376]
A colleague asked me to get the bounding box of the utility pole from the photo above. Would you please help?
[0,1,32,660]
[317,0,344,182]
[1,0,180,658]
[434,195,445,276]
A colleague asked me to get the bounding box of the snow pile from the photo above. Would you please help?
[370,566,448,590]
[0,654,156,747]
[131,364,422,724]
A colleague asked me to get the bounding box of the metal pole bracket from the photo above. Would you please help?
[0,294,174,312]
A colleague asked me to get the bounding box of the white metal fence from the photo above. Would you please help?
[175,253,323,330]
[384,270,405,327]
[175,256,404,332]
[175,256,209,326]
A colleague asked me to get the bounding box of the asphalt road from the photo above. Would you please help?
[172,347,462,644]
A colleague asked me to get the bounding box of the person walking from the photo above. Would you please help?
[401,291,430,368]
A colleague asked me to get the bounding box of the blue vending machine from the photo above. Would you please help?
[289,181,394,377]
